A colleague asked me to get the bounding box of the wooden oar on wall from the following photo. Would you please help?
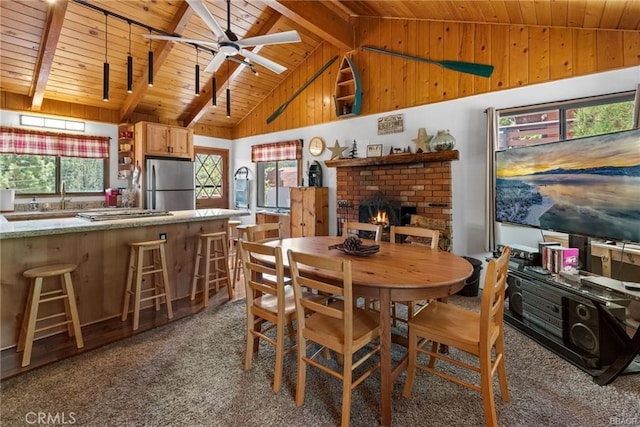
[267,55,339,124]
[362,45,494,78]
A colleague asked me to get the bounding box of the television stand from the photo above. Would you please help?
[505,266,640,385]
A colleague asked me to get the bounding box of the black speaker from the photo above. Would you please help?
[566,298,625,366]
[507,275,523,318]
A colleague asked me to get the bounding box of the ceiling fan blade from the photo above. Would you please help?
[204,53,227,73]
[142,34,219,49]
[186,0,226,40]
[240,49,286,74]
[237,31,301,48]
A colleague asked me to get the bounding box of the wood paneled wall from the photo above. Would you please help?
[233,18,640,138]
[0,91,232,139]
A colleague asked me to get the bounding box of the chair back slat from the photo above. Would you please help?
[342,222,382,242]
[247,223,282,243]
[390,225,439,249]
[240,240,286,304]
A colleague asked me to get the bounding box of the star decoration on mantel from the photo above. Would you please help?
[328,140,349,160]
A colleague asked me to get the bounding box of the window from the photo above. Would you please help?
[194,148,229,209]
[497,92,635,150]
[252,139,302,210]
[0,154,106,195]
[0,126,109,196]
[20,115,85,132]
[256,160,299,209]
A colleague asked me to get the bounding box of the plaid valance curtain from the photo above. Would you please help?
[251,139,302,162]
[0,127,110,158]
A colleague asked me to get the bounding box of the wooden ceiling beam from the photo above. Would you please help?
[264,1,353,51]
[30,0,69,111]
[321,0,358,21]
[180,12,286,127]
[119,1,194,123]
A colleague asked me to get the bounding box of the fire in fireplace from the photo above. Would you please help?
[357,193,417,240]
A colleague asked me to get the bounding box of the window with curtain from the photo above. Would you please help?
[0,127,109,195]
[496,92,635,150]
[252,140,302,210]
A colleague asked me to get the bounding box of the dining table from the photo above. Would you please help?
[261,236,473,426]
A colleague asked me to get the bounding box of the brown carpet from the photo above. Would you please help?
[1,295,639,426]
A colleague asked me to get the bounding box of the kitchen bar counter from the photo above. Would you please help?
[0,208,249,239]
[0,209,249,350]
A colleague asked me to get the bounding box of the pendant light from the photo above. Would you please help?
[102,13,109,102]
[226,61,231,118]
[194,46,200,96]
[147,29,154,87]
[211,74,217,107]
[127,22,133,93]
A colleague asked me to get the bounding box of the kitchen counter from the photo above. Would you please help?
[0,209,249,239]
[0,208,249,351]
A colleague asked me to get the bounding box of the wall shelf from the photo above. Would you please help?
[325,150,459,168]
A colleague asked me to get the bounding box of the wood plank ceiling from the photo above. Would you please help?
[1,1,639,131]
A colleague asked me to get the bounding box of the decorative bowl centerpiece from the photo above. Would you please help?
[329,236,380,256]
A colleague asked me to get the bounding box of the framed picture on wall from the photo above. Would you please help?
[367,144,383,157]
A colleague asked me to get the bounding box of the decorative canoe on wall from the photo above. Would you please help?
[334,56,362,119]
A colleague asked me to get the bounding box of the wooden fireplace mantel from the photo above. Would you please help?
[325,150,459,168]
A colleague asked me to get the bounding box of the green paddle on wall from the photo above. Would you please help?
[267,56,339,124]
[362,45,494,78]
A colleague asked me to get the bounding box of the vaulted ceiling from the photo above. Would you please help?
[2,0,639,132]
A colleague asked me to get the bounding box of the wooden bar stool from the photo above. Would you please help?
[18,264,84,367]
[228,220,241,287]
[232,224,250,286]
[191,231,232,306]
[121,239,173,331]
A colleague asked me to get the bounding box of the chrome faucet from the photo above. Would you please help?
[60,181,71,210]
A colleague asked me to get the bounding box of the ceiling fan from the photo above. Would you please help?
[143,0,301,74]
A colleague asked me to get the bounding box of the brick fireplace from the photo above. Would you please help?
[326,151,458,246]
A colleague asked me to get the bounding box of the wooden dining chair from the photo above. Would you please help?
[240,240,296,393]
[246,223,289,285]
[402,245,512,427]
[342,222,382,242]
[390,225,440,323]
[287,249,381,427]
[343,222,382,310]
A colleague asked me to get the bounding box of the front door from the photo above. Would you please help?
[195,147,229,209]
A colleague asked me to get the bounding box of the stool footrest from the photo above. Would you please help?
[139,293,167,303]
[39,294,69,304]
[141,268,165,275]
[35,319,72,333]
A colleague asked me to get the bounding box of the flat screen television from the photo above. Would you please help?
[495,128,640,245]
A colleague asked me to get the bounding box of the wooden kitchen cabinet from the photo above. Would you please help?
[290,187,329,237]
[136,122,193,159]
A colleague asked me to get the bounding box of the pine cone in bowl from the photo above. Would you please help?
[343,235,363,252]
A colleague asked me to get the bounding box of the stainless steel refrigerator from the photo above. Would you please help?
[145,157,195,211]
